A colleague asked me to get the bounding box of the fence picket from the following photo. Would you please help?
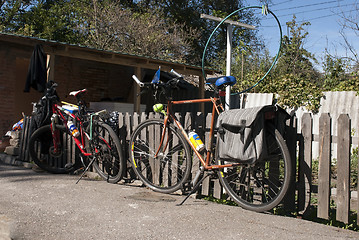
[16,109,359,226]
[283,116,297,211]
[318,113,331,219]
[201,113,212,196]
[19,116,30,161]
[336,114,350,224]
[298,113,312,214]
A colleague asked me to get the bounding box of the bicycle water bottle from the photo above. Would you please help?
[67,121,80,137]
[188,131,205,152]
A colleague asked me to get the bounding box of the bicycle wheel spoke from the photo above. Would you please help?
[88,121,124,183]
[129,119,191,193]
[29,125,71,174]
[217,126,291,212]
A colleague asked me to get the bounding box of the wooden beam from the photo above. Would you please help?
[199,75,205,113]
[134,67,142,113]
[46,54,55,82]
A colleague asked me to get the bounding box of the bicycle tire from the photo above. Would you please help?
[129,119,192,193]
[87,121,125,183]
[29,124,71,174]
[216,125,292,212]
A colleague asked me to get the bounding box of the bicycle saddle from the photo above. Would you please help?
[206,76,236,87]
[69,89,87,97]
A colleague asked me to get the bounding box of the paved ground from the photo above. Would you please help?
[1,157,359,240]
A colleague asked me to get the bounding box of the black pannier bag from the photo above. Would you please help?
[216,105,290,164]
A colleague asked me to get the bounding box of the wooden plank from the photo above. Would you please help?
[19,116,29,161]
[23,117,32,162]
[184,112,194,184]
[124,113,132,179]
[318,113,331,219]
[283,116,297,212]
[147,112,158,185]
[336,114,350,224]
[213,179,222,199]
[201,113,212,196]
[298,113,312,214]
[199,76,205,113]
[117,113,126,152]
[129,112,139,179]
[194,112,204,196]
[172,113,182,189]
[46,54,55,81]
[125,113,132,142]
[134,67,141,113]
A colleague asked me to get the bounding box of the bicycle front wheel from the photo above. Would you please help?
[217,126,292,212]
[29,124,70,174]
[88,121,125,183]
[129,119,192,194]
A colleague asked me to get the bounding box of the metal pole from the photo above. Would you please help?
[200,13,256,110]
[226,24,232,110]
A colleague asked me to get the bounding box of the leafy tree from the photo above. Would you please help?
[77,0,199,63]
[0,0,85,43]
[264,16,322,112]
[229,16,322,112]
[130,0,260,65]
[322,54,348,91]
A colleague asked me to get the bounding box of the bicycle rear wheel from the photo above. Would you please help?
[216,126,292,212]
[87,121,124,183]
[129,119,192,194]
[29,124,71,174]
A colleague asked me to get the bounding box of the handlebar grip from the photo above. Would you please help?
[132,75,144,87]
[170,69,182,78]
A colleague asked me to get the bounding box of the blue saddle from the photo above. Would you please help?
[206,76,237,87]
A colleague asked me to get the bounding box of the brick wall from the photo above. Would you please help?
[53,56,134,106]
[0,44,15,136]
[0,42,135,136]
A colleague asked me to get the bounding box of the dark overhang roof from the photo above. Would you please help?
[0,32,217,76]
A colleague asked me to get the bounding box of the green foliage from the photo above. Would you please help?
[229,15,323,112]
[1,0,85,43]
[137,0,259,65]
[322,55,348,91]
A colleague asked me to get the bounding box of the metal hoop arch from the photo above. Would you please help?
[201,6,282,94]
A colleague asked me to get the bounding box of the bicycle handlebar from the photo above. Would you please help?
[132,75,144,87]
[132,69,183,90]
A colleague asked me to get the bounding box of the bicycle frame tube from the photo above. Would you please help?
[52,104,93,157]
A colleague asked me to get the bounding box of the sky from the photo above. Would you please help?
[242,0,358,70]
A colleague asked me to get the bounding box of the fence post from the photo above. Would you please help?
[201,113,212,197]
[193,112,204,196]
[336,114,350,224]
[283,116,297,212]
[19,116,31,162]
[298,113,312,215]
[318,113,331,219]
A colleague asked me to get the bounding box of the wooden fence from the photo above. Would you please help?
[18,111,359,225]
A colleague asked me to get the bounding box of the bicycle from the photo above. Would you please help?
[128,70,292,212]
[28,81,125,183]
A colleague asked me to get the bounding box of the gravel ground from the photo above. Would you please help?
[1,159,359,240]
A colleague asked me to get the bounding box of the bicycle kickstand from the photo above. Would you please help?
[176,169,210,206]
[76,156,97,184]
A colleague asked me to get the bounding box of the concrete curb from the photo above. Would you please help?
[0,153,100,179]
[0,153,32,168]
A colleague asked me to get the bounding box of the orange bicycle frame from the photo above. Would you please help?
[155,97,241,171]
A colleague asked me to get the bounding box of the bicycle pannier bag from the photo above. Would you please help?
[216,106,271,163]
